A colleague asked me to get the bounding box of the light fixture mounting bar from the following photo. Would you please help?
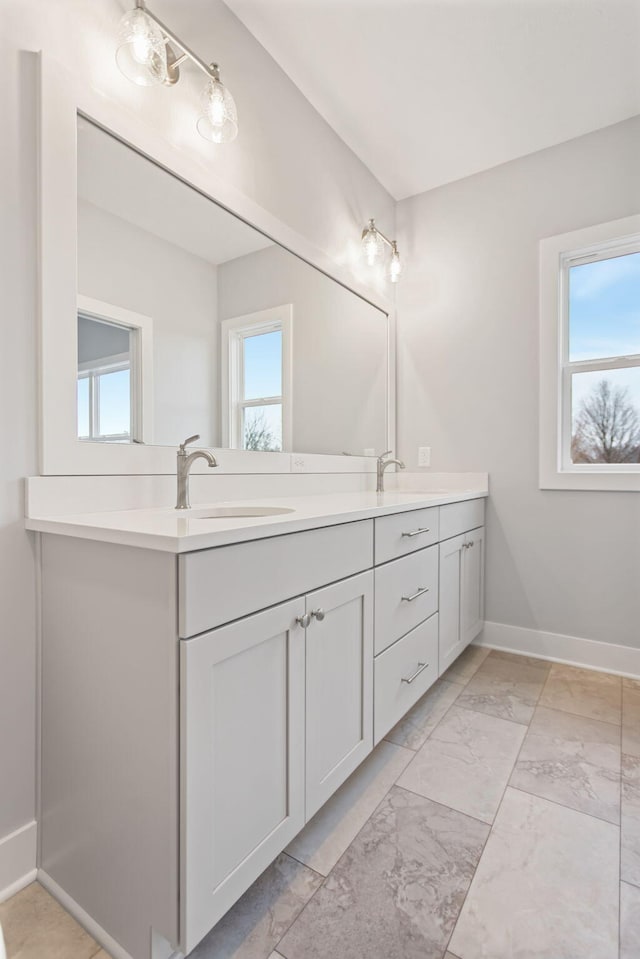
[373,226,395,251]
[135,0,217,79]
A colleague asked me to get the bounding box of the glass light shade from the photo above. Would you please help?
[362,223,384,266]
[197,74,238,143]
[388,248,403,283]
[116,7,168,86]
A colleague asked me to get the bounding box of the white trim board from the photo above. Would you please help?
[477,621,640,679]
[37,871,183,959]
[0,821,37,904]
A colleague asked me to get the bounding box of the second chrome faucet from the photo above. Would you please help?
[176,435,218,509]
[376,450,405,493]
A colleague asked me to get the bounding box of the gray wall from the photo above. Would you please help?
[0,0,393,851]
[397,115,640,649]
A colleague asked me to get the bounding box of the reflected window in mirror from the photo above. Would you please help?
[76,296,153,445]
[77,314,134,442]
[222,306,293,453]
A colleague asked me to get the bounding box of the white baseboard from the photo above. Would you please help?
[37,871,182,959]
[0,821,37,904]
[477,621,640,678]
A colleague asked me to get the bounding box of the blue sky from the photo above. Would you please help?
[243,330,282,399]
[569,251,640,415]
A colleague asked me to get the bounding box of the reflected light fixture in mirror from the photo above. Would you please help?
[116,0,238,143]
[361,218,403,282]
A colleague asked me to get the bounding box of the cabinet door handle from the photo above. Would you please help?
[296,613,311,629]
[401,586,429,603]
[401,662,429,684]
[310,608,325,622]
[401,527,431,538]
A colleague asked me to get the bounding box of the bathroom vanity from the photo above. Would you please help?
[29,489,485,959]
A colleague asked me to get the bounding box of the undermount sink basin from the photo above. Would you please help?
[190,506,295,519]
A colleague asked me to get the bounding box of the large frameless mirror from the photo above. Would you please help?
[76,116,389,457]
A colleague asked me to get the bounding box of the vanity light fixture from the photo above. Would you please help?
[116,0,238,143]
[361,219,403,282]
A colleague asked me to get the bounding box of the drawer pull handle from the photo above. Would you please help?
[296,613,311,629]
[401,586,429,603]
[402,662,429,684]
[311,608,325,622]
[401,527,431,538]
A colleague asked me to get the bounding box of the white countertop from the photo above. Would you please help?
[25,488,488,553]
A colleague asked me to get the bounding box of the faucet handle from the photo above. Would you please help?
[179,434,200,452]
[378,450,392,461]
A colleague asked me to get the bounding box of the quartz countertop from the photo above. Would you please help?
[25,487,488,553]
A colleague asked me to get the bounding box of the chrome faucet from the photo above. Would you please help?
[176,435,218,510]
[376,450,406,493]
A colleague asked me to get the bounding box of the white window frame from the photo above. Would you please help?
[221,305,293,452]
[78,351,133,443]
[540,214,640,491]
[77,294,154,446]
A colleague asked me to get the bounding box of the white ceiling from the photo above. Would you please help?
[224,0,640,200]
[77,118,272,265]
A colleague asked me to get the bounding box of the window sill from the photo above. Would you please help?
[539,468,640,492]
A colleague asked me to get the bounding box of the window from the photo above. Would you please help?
[76,296,154,445]
[222,306,293,452]
[77,313,135,443]
[540,215,640,491]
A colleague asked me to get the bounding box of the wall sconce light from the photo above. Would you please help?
[361,219,403,282]
[116,0,238,143]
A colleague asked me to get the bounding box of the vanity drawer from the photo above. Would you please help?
[374,507,440,565]
[179,520,373,638]
[374,614,439,744]
[374,545,438,655]
[439,498,485,542]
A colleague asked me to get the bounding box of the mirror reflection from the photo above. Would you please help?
[77,117,388,454]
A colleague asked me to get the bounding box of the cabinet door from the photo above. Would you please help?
[305,571,374,820]
[461,526,485,648]
[180,598,306,954]
[438,533,466,675]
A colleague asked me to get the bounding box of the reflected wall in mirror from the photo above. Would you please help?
[77,117,388,455]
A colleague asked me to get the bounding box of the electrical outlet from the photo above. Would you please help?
[291,454,306,473]
[418,446,431,468]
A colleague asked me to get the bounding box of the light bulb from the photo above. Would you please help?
[197,66,238,143]
[388,245,403,283]
[116,7,168,86]
[361,220,384,266]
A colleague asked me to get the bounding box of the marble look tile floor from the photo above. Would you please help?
[1,649,638,959]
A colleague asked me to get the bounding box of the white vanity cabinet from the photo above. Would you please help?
[181,568,373,952]
[181,598,307,952]
[439,523,485,674]
[304,571,373,819]
[36,493,485,959]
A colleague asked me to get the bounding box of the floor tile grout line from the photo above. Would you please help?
[534,701,625,730]
[440,775,504,955]
[507,784,622,829]
[393,781,494,828]
[274,774,410,957]
[452,700,531,728]
[281,851,324,881]
[385,676,480,756]
[445,693,544,954]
